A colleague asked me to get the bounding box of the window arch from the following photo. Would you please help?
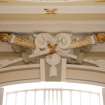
[3,82,103,105]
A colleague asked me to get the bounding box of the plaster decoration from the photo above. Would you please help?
[33,33,37,38]
[70,35,96,48]
[40,59,45,81]
[0,33,34,48]
[0,32,105,50]
[11,45,23,53]
[46,54,61,66]
[58,52,99,66]
[56,33,72,49]
[49,66,58,77]
[44,8,58,14]
[35,33,54,50]
[69,53,105,68]
[0,49,50,69]
[0,32,105,69]
[0,5,105,14]
[96,33,105,42]
[76,52,85,64]
[46,54,61,77]
[22,52,30,63]
[10,34,16,44]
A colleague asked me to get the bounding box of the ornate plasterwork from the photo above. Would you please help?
[35,33,53,50]
[0,32,105,78]
[0,5,105,14]
[46,54,61,77]
[56,33,72,49]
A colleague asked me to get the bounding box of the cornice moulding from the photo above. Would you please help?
[0,20,105,32]
[67,64,105,72]
[0,5,105,14]
[0,1,105,6]
[0,64,40,72]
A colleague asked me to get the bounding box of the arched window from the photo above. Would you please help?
[3,82,103,105]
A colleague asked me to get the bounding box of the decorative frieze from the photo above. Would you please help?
[0,32,105,78]
[0,32,105,49]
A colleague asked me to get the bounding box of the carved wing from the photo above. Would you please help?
[70,33,105,48]
[96,33,105,42]
[0,33,35,49]
[0,33,11,41]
